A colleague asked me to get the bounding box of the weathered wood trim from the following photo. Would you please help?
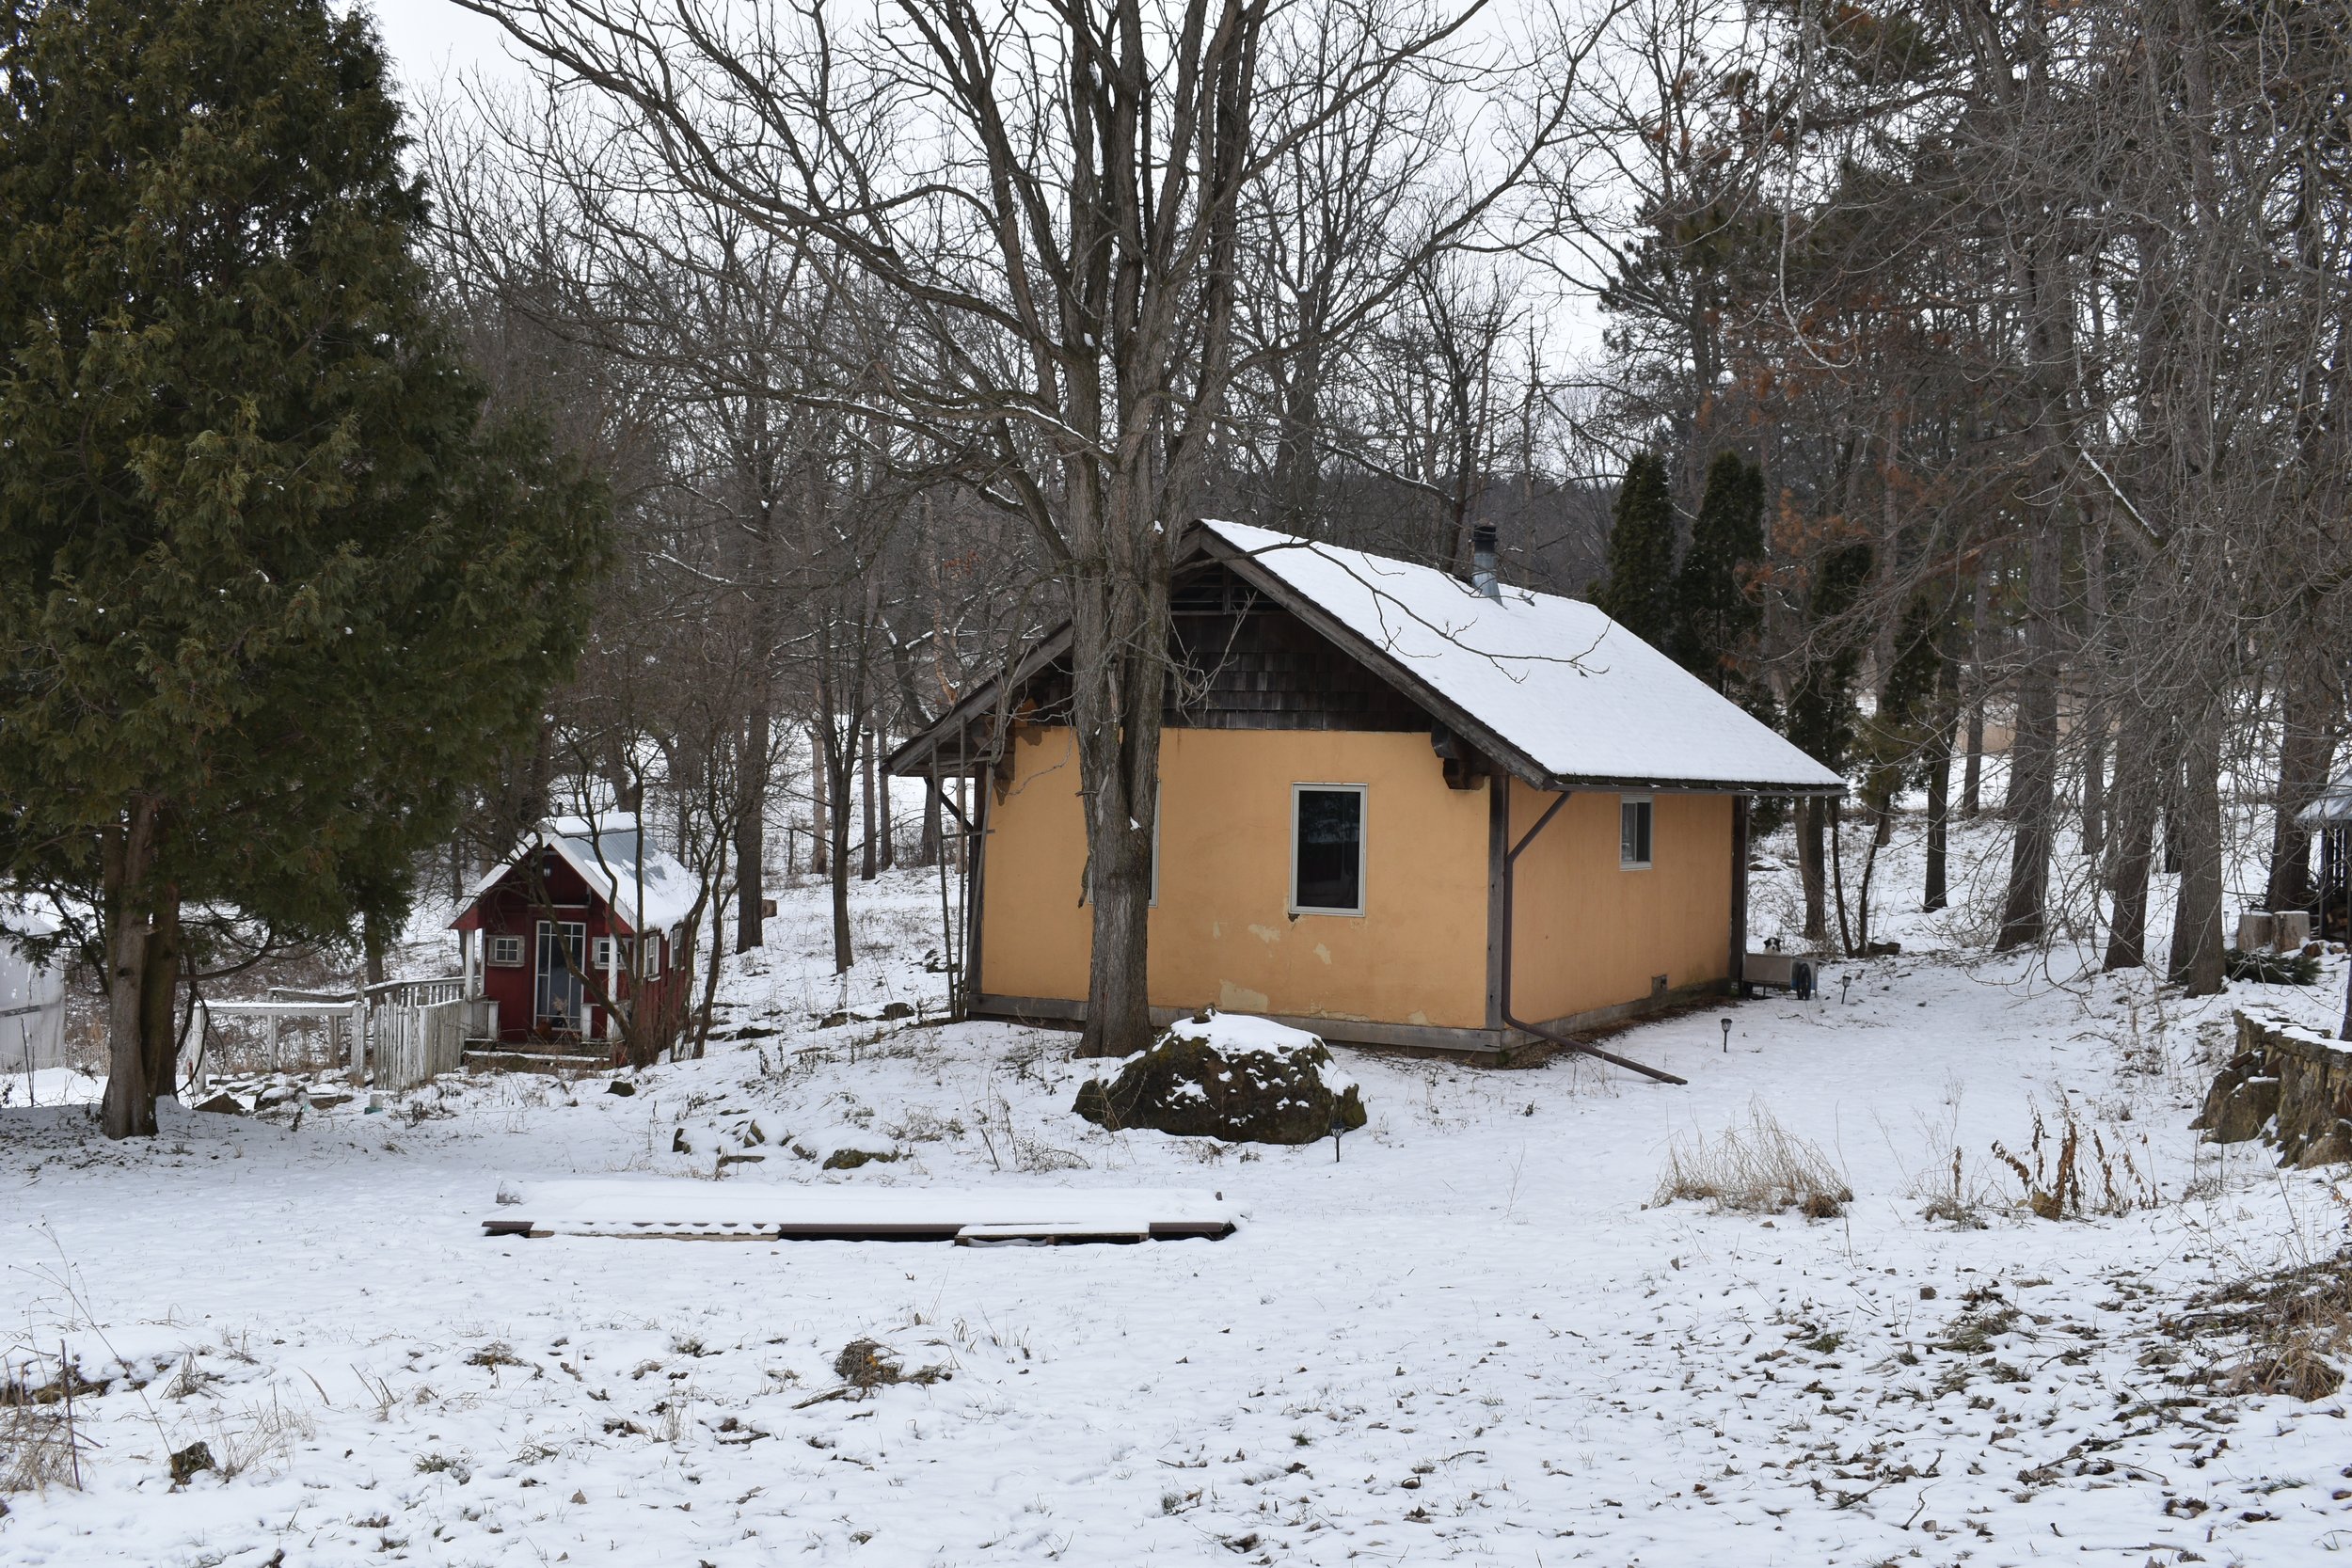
[971,992,1510,1055]
[893,527,1847,796]
[1530,977,1732,1039]
[965,772,992,1014]
[1485,774,1507,1033]
[1729,794,1750,988]
[1193,531,1556,790]
[884,625,1073,777]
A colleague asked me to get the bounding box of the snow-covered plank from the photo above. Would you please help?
[954,1221,1152,1245]
[488,1178,1237,1243]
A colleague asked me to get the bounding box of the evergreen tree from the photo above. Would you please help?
[1593,452,1677,648]
[0,0,611,1137]
[1782,532,1875,941]
[1670,450,1767,698]
[1858,592,1947,826]
[1783,537,1875,769]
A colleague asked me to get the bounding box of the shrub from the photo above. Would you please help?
[2221,947,2321,986]
[1655,1101,1852,1217]
[1991,1098,2157,1220]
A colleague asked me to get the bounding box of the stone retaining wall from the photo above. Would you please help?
[2192,1009,2352,1167]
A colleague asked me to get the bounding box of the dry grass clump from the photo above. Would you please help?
[1655,1101,1852,1219]
[1991,1098,2157,1220]
[0,1403,81,1493]
[794,1338,953,1408]
[2165,1244,2351,1402]
[1908,1146,1993,1227]
[1,1351,96,1494]
[175,1390,315,1484]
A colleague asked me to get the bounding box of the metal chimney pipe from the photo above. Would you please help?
[1470,521,1501,600]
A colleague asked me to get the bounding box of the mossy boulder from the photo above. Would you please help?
[821,1148,899,1171]
[1073,1013,1367,1146]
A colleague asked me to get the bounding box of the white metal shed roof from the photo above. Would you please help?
[1199,520,1844,793]
[457,816,701,935]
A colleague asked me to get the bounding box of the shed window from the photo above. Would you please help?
[642,935,663,979]
[1620,795,1654,869]
[1291,784,1366,915]
[486,935,523,967]
[593,936,629,973]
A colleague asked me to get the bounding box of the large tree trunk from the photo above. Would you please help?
[2080,707,2106,858]
[1798,797,1829,942]
[100,800,161,1140]
[1995,519,2061,950]
[1961,698,1986,817]
[859,727,877,881]
[1925,716,1952,911]
[363,910,389,987]
[136,885,183,1115]
[877,733,894,872]
[828,741,854,973]
[2169,705,2227,994]
[809,724,831,878]
[1068,547,1168,1058]
[735,703,770,951]
[1961,562,1991,817]
[2104,700,2164,971]
[2266,660,2337,913]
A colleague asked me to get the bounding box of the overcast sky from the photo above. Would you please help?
[357,0,1607,372]
[363,0,530,96]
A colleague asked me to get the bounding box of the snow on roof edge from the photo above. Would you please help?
[453,817,700,934]
[1197,519,1845,793]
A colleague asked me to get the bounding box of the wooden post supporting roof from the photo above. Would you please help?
[1730,795,1751,992]
[1484,768,1507,1035]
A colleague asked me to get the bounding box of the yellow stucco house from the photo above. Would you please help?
[890,520,1842,1061]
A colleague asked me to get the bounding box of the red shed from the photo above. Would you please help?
[453,816,699,1052]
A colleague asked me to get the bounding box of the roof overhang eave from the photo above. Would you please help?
[1192,527,1565,789]
[1542,775,1848,796]
[885,625,1076,779]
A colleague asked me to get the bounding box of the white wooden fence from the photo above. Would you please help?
[191,999,367,1087]
[192,978,489,1095]
[372,998,468,1092]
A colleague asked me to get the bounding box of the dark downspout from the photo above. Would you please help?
[1498,786,1689,1085]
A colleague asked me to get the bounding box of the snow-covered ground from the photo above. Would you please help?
[4,818,2349,1566]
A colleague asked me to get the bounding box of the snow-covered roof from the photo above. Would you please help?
[457,815,701,935]
[0,895,61,943]
[2296,771,2352,829]
[1198,520,1844,793]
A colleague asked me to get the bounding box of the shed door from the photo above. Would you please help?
[534,921,587,1034]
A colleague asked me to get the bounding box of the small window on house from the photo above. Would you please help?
[486,935,523,967]
[1620,794,1654,869]
[642,936,662,979]
[1291,784,1366,915]
[592,936,629,973]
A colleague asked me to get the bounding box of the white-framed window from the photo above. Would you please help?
[1290,784,1367,916]
[486,934,524,967]
[1619,793,1654,869]
[535,921,586,1032]
[642,935,662,979]
[593,936,629,973]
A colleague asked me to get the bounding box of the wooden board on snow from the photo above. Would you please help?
[484,1179,1236,1243]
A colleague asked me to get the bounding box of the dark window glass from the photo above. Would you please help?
[1621,799,1653,866]
[1295,789,1363,911]
[535,920,586,1031]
